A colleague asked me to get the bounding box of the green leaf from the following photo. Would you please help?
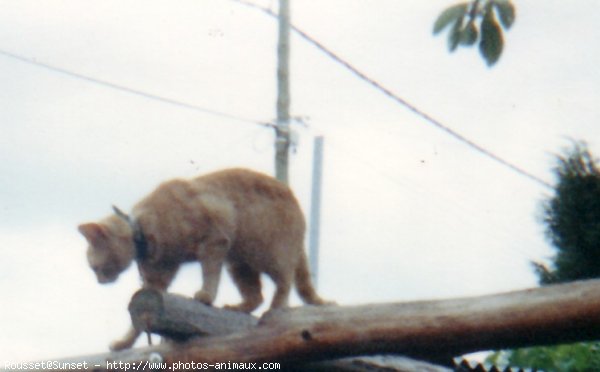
[479,9,503,66]
[433,3,468,34]
[459,21,478,46]
[448,16,464,52]
[493,0,516,29]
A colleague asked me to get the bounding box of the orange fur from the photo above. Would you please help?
[78,168,328,350]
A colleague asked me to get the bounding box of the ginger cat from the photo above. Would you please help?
[78,168,328,351]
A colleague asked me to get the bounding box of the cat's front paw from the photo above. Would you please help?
[312,298,337,306]
[109,338,135,351]
[224,303,247,313]
[193,290,214,305]
[224,302,258,313]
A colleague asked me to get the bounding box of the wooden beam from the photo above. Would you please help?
[128,289,257,340]
[25,279,600,371]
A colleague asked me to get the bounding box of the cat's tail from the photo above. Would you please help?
[295,250,329,305]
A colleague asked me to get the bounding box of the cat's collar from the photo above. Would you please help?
[112,205,149,261]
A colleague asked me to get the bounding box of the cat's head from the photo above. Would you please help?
[78,215,135,284]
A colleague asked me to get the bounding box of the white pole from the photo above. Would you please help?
[309,136,324,288]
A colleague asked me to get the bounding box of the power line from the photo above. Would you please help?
[231,0,553,190]
[0,49,271,128]
[0,6,552,189]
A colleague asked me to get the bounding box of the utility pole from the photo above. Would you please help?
[274,1,322,286]
[275,0,291,184]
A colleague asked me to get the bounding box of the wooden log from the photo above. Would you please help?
[128,289,258,340]
[147,279,600,365]
[25,279,600,371]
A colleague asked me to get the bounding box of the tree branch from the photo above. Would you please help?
[25,279,600,371]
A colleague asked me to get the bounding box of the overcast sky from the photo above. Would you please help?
[1,0,599,363]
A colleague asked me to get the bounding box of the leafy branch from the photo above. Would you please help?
[433,0,516,66]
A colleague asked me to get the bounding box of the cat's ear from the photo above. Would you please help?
[78,223,107,246]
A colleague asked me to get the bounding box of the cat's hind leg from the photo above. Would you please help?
[267,270,293,310]
[224,261,263,313]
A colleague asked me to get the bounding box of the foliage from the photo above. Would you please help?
[433,0,515,66]
[487,342,600,372]
[535,142,600,284]
[487,143,600,371]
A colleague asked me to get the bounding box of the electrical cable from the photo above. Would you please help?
[230,0,553,190]
[0,4,553,189]
[0,49,272,128]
